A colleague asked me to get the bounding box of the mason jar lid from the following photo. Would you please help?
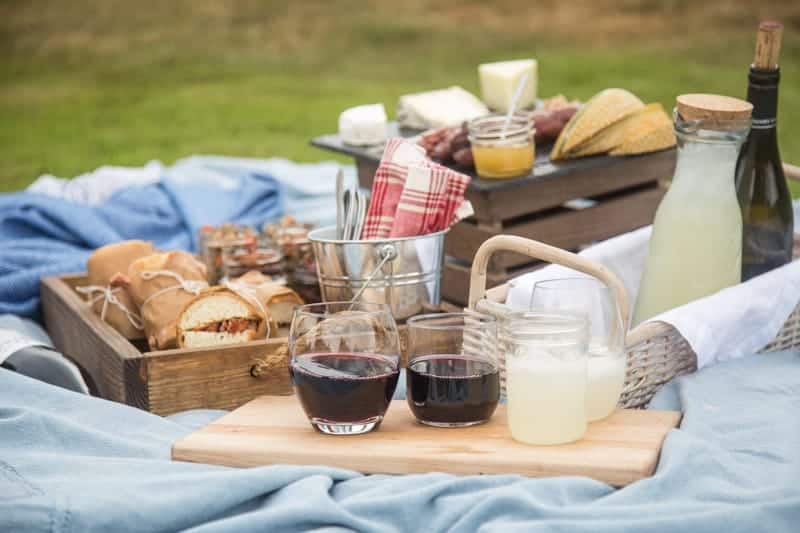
[468,113,534,144]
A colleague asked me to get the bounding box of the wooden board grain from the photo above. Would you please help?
[172,396,681,486]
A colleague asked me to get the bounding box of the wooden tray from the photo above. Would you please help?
[172,396,681,486]
[41,273,293,416]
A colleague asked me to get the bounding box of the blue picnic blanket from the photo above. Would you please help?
[2,349,799,532]
[0,157,354,318]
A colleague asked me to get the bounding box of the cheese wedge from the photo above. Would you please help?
[479,59,538,113]
[564,103,670,158]
[551,88,645,160]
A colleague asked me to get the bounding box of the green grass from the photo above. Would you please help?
[1,1,799,191]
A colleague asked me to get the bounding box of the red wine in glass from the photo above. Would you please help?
[407,354,500,427]
[290,352,399,434]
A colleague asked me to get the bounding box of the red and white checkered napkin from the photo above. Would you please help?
[360,138,472,240]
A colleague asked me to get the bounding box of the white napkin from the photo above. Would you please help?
[505,225,800,369]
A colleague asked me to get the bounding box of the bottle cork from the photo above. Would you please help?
[753,21,783,70]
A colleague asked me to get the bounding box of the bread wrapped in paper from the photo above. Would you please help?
[176,270,304,347]
[124,251,208,350]
[78,240,154,339]
[177,286,268,348]
[232,271,304,338]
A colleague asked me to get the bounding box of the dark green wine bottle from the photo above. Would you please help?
[735,21,793,280]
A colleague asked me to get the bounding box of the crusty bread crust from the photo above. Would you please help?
[176,286,268,348]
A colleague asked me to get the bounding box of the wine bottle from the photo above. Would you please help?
[736,21,794,280]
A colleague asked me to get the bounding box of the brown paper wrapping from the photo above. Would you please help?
[126,251,208,350]
[83,240,154,339]
[230,271,304,337]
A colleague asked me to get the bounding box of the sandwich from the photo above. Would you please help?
[83,240,154,339]
[176,270,304,348]
[122,251,208,350]
[177,286,268,348]
[230,271,304,338]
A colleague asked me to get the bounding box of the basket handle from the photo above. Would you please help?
[784,163,800,181]
[467,235,631,333]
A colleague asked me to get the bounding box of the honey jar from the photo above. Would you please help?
[468,114,535,179]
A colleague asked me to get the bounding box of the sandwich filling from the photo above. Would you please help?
[194,318,260,334]
[178,292,264,347]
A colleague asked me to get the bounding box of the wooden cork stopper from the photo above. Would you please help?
[753,21,783,70]
[676,94,753,122]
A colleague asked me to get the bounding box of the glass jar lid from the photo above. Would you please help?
[468,113,534,145]
[674,93,752,141]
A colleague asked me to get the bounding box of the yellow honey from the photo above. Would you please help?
[471,142,535,179]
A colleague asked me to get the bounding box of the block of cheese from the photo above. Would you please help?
[479,59,538,113]
[339,104,388,146]
[397,86,489,129]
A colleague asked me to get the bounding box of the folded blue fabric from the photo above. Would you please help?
[0,166,282,318]
[1,351,799,532]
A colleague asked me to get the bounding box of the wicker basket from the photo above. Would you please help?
[466,235,800,409]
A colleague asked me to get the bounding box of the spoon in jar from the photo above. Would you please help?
[335,168,344,239]
[501,73,530,139]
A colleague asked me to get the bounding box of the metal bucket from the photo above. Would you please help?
[308,226,447,321]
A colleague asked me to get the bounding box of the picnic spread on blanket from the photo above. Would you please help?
[3,19,800,533]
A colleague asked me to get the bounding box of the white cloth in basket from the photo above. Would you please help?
[506,225,800,369]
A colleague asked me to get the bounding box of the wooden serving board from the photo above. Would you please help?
[172,396,681,486]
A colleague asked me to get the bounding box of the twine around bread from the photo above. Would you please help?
[222,280,271,339]
[76,285,144,330]
[139,269,208,307]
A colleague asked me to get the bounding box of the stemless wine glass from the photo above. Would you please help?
[289,302,401,435]
[406,312,499,428]
[506,311,589,445]
[531,277,626,421]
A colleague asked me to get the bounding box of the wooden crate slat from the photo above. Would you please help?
[446,184,666,269]
[144,341,292,416]
[469,149,674,222]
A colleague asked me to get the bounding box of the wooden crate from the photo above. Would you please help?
[40,274,430,415]
[440,185,665,305]
[446,182,667,271]
[41,274,292,416]
[312,125,676,306]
